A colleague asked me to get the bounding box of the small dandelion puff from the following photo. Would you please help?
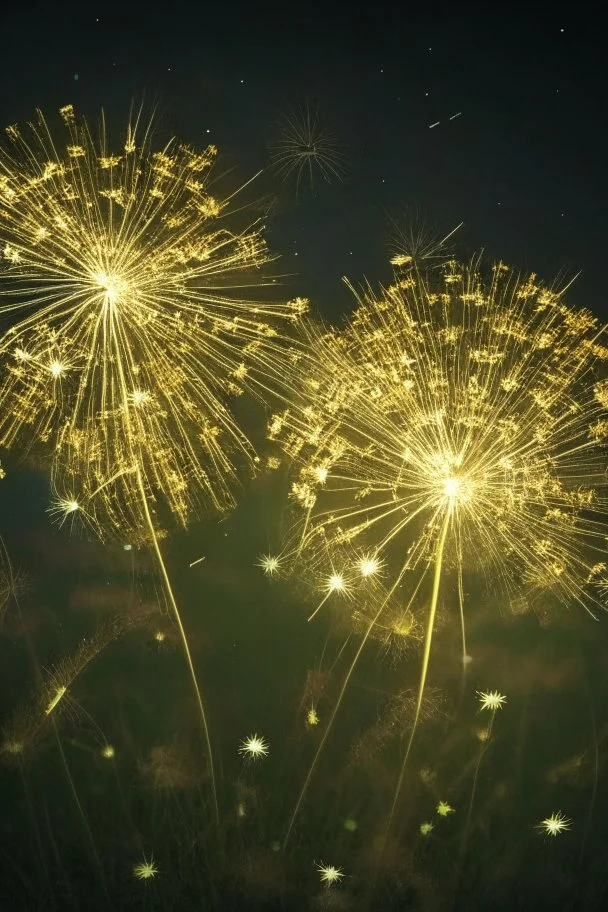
[316,862,344,887]
[436,800,455,817]
[269,103,347,194]
[238,733,269,760]
[133,856,158,880]
[477,690,507,712]
[327,573,346,592]
[420,822,434,836]
[307,706,319,726]
[47,497,80,525]
[537,811,571,836]
[357,552,384,577]
[257,553,283,577]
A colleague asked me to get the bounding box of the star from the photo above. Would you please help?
[133,856,158,880]
[257,553,282,577]
[238,733,269,760]
[316,862,344,887]
[476,690,507,712]
[436,801,455,817]
[537,811,571,836]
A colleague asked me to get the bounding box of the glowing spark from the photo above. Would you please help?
[307,706,319,726]
[133,856,159,880]
[316,862,344,887]
[257,553,283,577]
[238,733,269,760]
[358,553,383,577]
[327,573,345,593]
[436,800,455,817]
[189,556,206,568]
[537,811,571,836]
[49,360,66,378]
[477,690,507,712]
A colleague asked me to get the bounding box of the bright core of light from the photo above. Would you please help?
[443,476,460,498]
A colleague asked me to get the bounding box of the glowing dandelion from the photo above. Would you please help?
[306,705,320,726]
[537,811,571,836]
[133,856,158,880]
[436,800,455,817]
[388,210,463,271]
[0,105,306,535]
[238,733,269,760]
[257,553,283,577]
[357,552,384,578]
[271,257,608,845]
[477,691,507,712]
[316,862,344,887]
[307,569,352,622]
[269,103,346,193]
[0,105,307,821]
[419,822,434,836]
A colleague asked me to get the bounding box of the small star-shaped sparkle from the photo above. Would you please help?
[436,801,455,817]
[316,862,344,887]
[477,690,507,712]
[238,733,269,760]
[133,856,158,880]
[358,553,384,577]
[257,553,282,577]
[537,811,571,836]
[420,822,434,836]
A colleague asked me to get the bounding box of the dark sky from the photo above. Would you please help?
[1,4,605,318]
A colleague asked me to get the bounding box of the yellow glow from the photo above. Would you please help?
[44,685,67,716]
[273,257,608,846]
[273,260,608,621]
[443,476,460,498]
[49,360,65,377]
[0,105,306,827]
[0,105,307,537]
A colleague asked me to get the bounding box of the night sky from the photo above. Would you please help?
[1,5,605,319]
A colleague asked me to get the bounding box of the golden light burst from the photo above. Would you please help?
[238,733,269,760]
[0,104,307,538]
[133,855,159,880]
[316,862,344,887]
[476,690,507,712]
[270,256,608,843]
[537,810,572,836]
[272,258,608,616]
[0,104,307,825]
